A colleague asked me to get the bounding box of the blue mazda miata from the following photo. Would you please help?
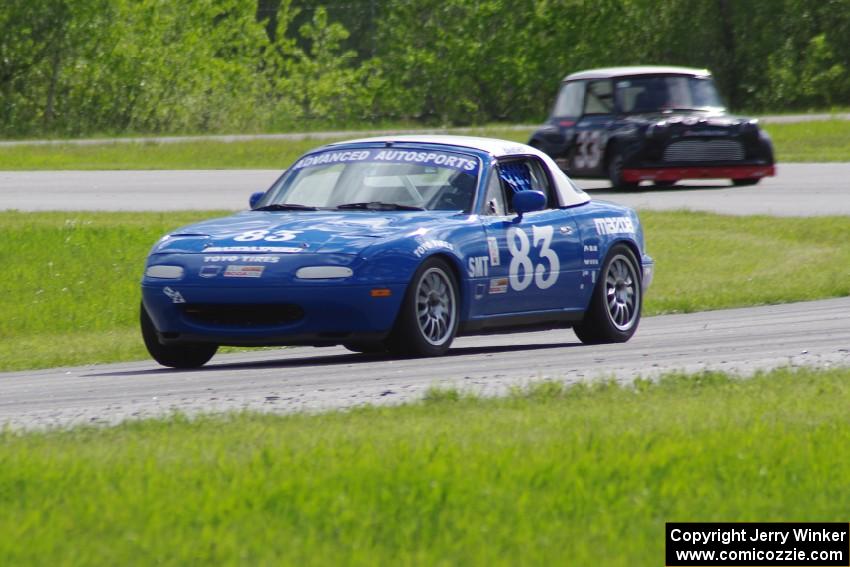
[141,135,654,368]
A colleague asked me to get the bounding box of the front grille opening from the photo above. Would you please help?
[182,304,304,327]
[663,139,744,162]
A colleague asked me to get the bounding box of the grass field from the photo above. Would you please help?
[2,210,849,371]
[0,127,527,170]
[763,119,850,162]
[2,366,849,565]
[0,121,845,170]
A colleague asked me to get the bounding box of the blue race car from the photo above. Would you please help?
[141,136,654,368]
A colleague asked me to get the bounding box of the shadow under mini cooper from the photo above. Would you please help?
[141,135,654,368]
[528,66,776,188]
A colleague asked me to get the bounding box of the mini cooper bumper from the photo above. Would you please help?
[622,163,775,183]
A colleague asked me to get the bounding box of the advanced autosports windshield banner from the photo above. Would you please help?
[292,148,480,174]
[666,522,849,566]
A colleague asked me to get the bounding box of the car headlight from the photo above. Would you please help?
[295,266,353,279]
[145,265,185,279]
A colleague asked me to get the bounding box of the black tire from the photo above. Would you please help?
[732,178,761,186]
[140,303,217,368]
[343,341,387,354]
[386,257,459,357]
[607,150,639,190]
[573,245,642,344]
[653,180,676,187]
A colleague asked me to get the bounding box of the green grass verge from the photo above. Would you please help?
[2,366,850,565]
[2,210,849,371]
[763,120,850,162]
[0,127,528,170]
[639,211,850,313]
[0,120,843,169]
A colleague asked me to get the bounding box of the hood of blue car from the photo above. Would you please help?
[153,210,462,255]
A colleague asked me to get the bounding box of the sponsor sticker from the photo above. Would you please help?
[292,148,479,174]
[163,286,186,304]
[199,265,221,278]
[292,150,371,170]
[413,240,455,258]
[683,129,728,137]
[583,243,600,266]
[489,277,508,294]
[467,255,490,278]
[204,255,279,263]
[224,265,265,278]
[593,217,634,235]
[487,237,501,266]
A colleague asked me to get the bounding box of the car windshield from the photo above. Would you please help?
[616,76,724,113]
[257,148,480,213]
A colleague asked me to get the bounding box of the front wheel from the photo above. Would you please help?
[607,151,639,190]
[573,245,642,344]
[140,303,218,368]
[386,257,459,357]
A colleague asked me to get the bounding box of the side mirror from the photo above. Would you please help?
[249,191,265,209]
[513,190,546,220]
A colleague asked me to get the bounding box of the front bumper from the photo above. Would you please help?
[623,164,775,183]
[141,281,406,346]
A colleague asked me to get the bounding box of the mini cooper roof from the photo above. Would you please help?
[325,135,591,208]
[563,65,711,82]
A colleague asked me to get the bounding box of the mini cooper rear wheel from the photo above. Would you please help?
[607,151,639,190]
[140,303,218,368]
[573,245,642,344]
[653,180,677,187]
[732,178,761,186]
[386,257,459,357]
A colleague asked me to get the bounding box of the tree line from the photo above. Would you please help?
[2,0,848,137]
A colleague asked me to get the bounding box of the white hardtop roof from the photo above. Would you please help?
[330,134,541,158]
[326,135,590,208]
[564,65,711,81]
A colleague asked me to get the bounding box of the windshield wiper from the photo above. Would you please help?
[336,202,425,211]
[253,203,319,211]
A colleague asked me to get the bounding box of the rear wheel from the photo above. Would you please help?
[654,180,676,187]
[140,303,217,368]
[386,257,459,357]
[573,245,642,344]
[607,151,639,190]
[732,178,761,186]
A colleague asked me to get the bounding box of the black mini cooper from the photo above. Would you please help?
[528,66,775,188]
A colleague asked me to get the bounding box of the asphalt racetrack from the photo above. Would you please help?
[1,162,849,216]
[2,162,849,429]
[2,298,849,430]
